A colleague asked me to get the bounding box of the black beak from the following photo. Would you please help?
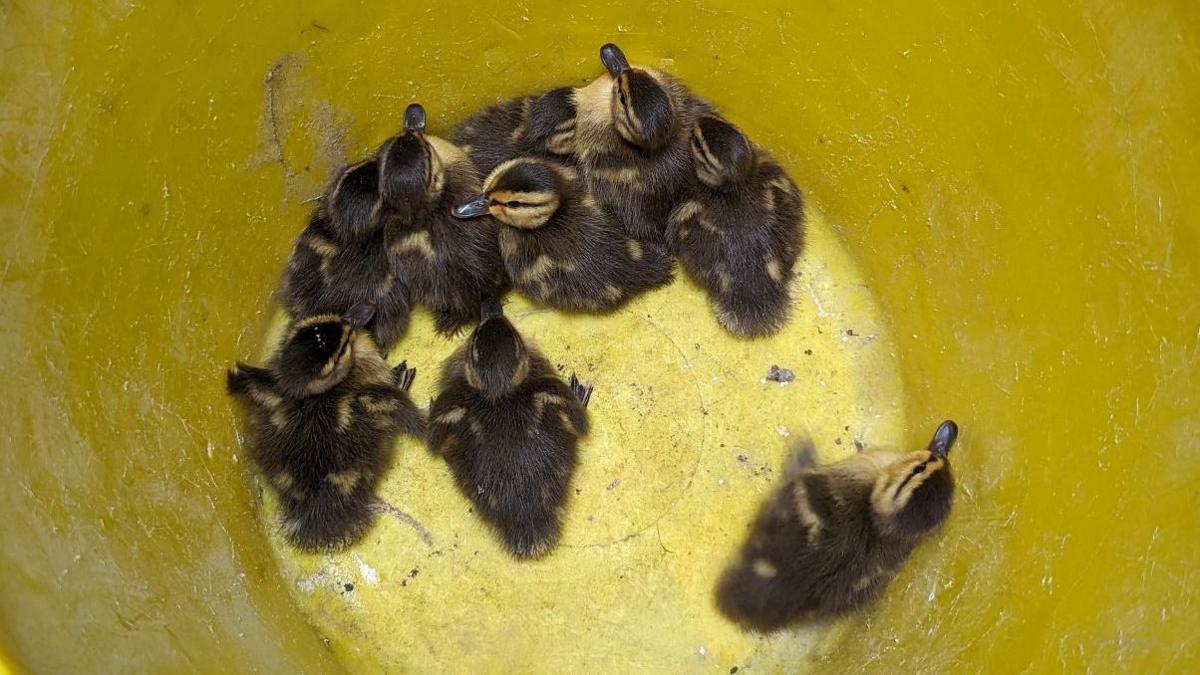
[453,197,491,219]
[404,103,426,134]
[600,43,631,77]
[928,420,959,459]
[481,297,504,320]
[342,302,377,331]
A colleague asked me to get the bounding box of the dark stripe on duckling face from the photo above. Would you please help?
[871,451,954,538]
[612,70,676,150]
[691,116,755,188]
[481,159,563,229]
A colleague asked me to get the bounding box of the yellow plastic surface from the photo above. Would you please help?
[2,0,1198,672]
[258,213,902,672]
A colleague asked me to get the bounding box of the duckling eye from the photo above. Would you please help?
[618,90,627,105]
[505,201,522,208]
[912,463,927,475]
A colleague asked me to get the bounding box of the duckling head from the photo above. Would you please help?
[326,159,383,237]
[275,303,376,398]
[463,298,530,401]
[870,420,958,539]
[598,43,678,150]
[690,115,756,189]
[377,103,445,215]
[452,158,566,230]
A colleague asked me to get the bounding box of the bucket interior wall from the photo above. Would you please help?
[2,0,1198,671]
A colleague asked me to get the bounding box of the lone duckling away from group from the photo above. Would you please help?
[427,298,593,559]
[669,114,806,337]
[226,304,426,552]
[376,103,507,336]
[716,421,959,632]
[452,156,674,312]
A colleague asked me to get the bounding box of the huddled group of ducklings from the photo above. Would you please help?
[226,43,959,633]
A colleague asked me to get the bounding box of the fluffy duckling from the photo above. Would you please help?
[226,304,426,552]
[377,103,507,336]
[668,115,806,337]
[427,298,592,559]
[450,87,578,175]
[280,160,411,349]
[572,43,713,243]
[451,157,674,311]
[716,421,959,632]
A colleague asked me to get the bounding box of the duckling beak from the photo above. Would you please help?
[404,103,426,134]
[342,302,377,331]
[481,297,504,320]
[928,420,959,459]
[600,43,631,77]
[452,197,492,219]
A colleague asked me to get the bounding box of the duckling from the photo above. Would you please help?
[225,304,426,552]
[715,421,959,632]
[377,103,507,336]
[572,43,713,243]
[280,159,411,349]
[427,298,592,559]
[667,115,806,337]
[451,157,674,312]
[450,86,578,175]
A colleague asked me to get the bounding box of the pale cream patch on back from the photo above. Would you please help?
[336,396,353,431]
[509,99,532,142]
[602,284,623,301]
[532,391,566,426]
[792,480,824,544]
[358,394,399,414]
[392,230,436,259]
[668,200,703,226]
[326,469,361,495]
[305,234,339,258]
[520,255,556,285]
[626,239,644,261]
[768,175,797,196]
[595,166,640,185]
[273,472,295,491]
[766,256,784,283]
[752,559,778,579]
[250,389,283,411]
[547,128,575,155]
[763,185,778,214]
[436,407,467,425]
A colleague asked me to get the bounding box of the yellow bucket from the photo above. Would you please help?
[3,1,1197,672]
